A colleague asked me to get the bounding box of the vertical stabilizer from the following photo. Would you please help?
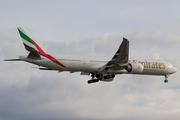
[16,27,66,67]
[17,27,46,56]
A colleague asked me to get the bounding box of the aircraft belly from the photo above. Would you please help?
[141,68,170,75]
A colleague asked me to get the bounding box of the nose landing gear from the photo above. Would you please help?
[164,75,168,83]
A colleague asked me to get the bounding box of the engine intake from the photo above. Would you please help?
[125,63,144,73]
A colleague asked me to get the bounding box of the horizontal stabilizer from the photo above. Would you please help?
[39,68,52,70]
[31,67,52,70]
[4,59,23,61]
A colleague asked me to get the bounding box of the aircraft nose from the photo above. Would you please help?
[174,67,177,73]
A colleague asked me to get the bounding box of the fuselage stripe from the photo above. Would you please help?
[30,39,66,68]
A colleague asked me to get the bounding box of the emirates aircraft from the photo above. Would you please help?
[4,27,177,84]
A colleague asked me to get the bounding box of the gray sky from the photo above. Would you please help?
[0,0,180,120]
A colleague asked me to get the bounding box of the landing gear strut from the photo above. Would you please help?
[164,75,168,83]
[87,73,115,84]
[87,73,100,84]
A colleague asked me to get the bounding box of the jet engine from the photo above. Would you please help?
[125,63,144,74]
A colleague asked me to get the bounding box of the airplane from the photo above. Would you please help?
[4,27,177,84]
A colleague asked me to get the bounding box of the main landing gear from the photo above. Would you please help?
[87,73,115,84]
[87,79,99,84]
[87,73,100,84]
[104,74,115,79]
[164,75,168,83]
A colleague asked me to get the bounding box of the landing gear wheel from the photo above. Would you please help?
[88,80,93,84]
[104,74,115,79]
[164,80,168,83]
[104,76,108,79]
[88,73,100,84]
[164,75,168,83]
[87,79,99,84]
[111,74,115,78]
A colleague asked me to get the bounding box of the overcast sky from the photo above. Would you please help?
[0,0,180,120]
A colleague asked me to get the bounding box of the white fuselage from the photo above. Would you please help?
[20,55,177,76]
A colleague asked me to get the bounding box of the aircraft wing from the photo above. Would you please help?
[99,38,129,73]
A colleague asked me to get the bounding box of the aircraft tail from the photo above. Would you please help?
[5,28,66,68]
[17,27,46,59]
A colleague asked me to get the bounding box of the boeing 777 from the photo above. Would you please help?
[4,27,177,84]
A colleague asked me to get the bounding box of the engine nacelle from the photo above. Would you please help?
[125,63,144,74]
